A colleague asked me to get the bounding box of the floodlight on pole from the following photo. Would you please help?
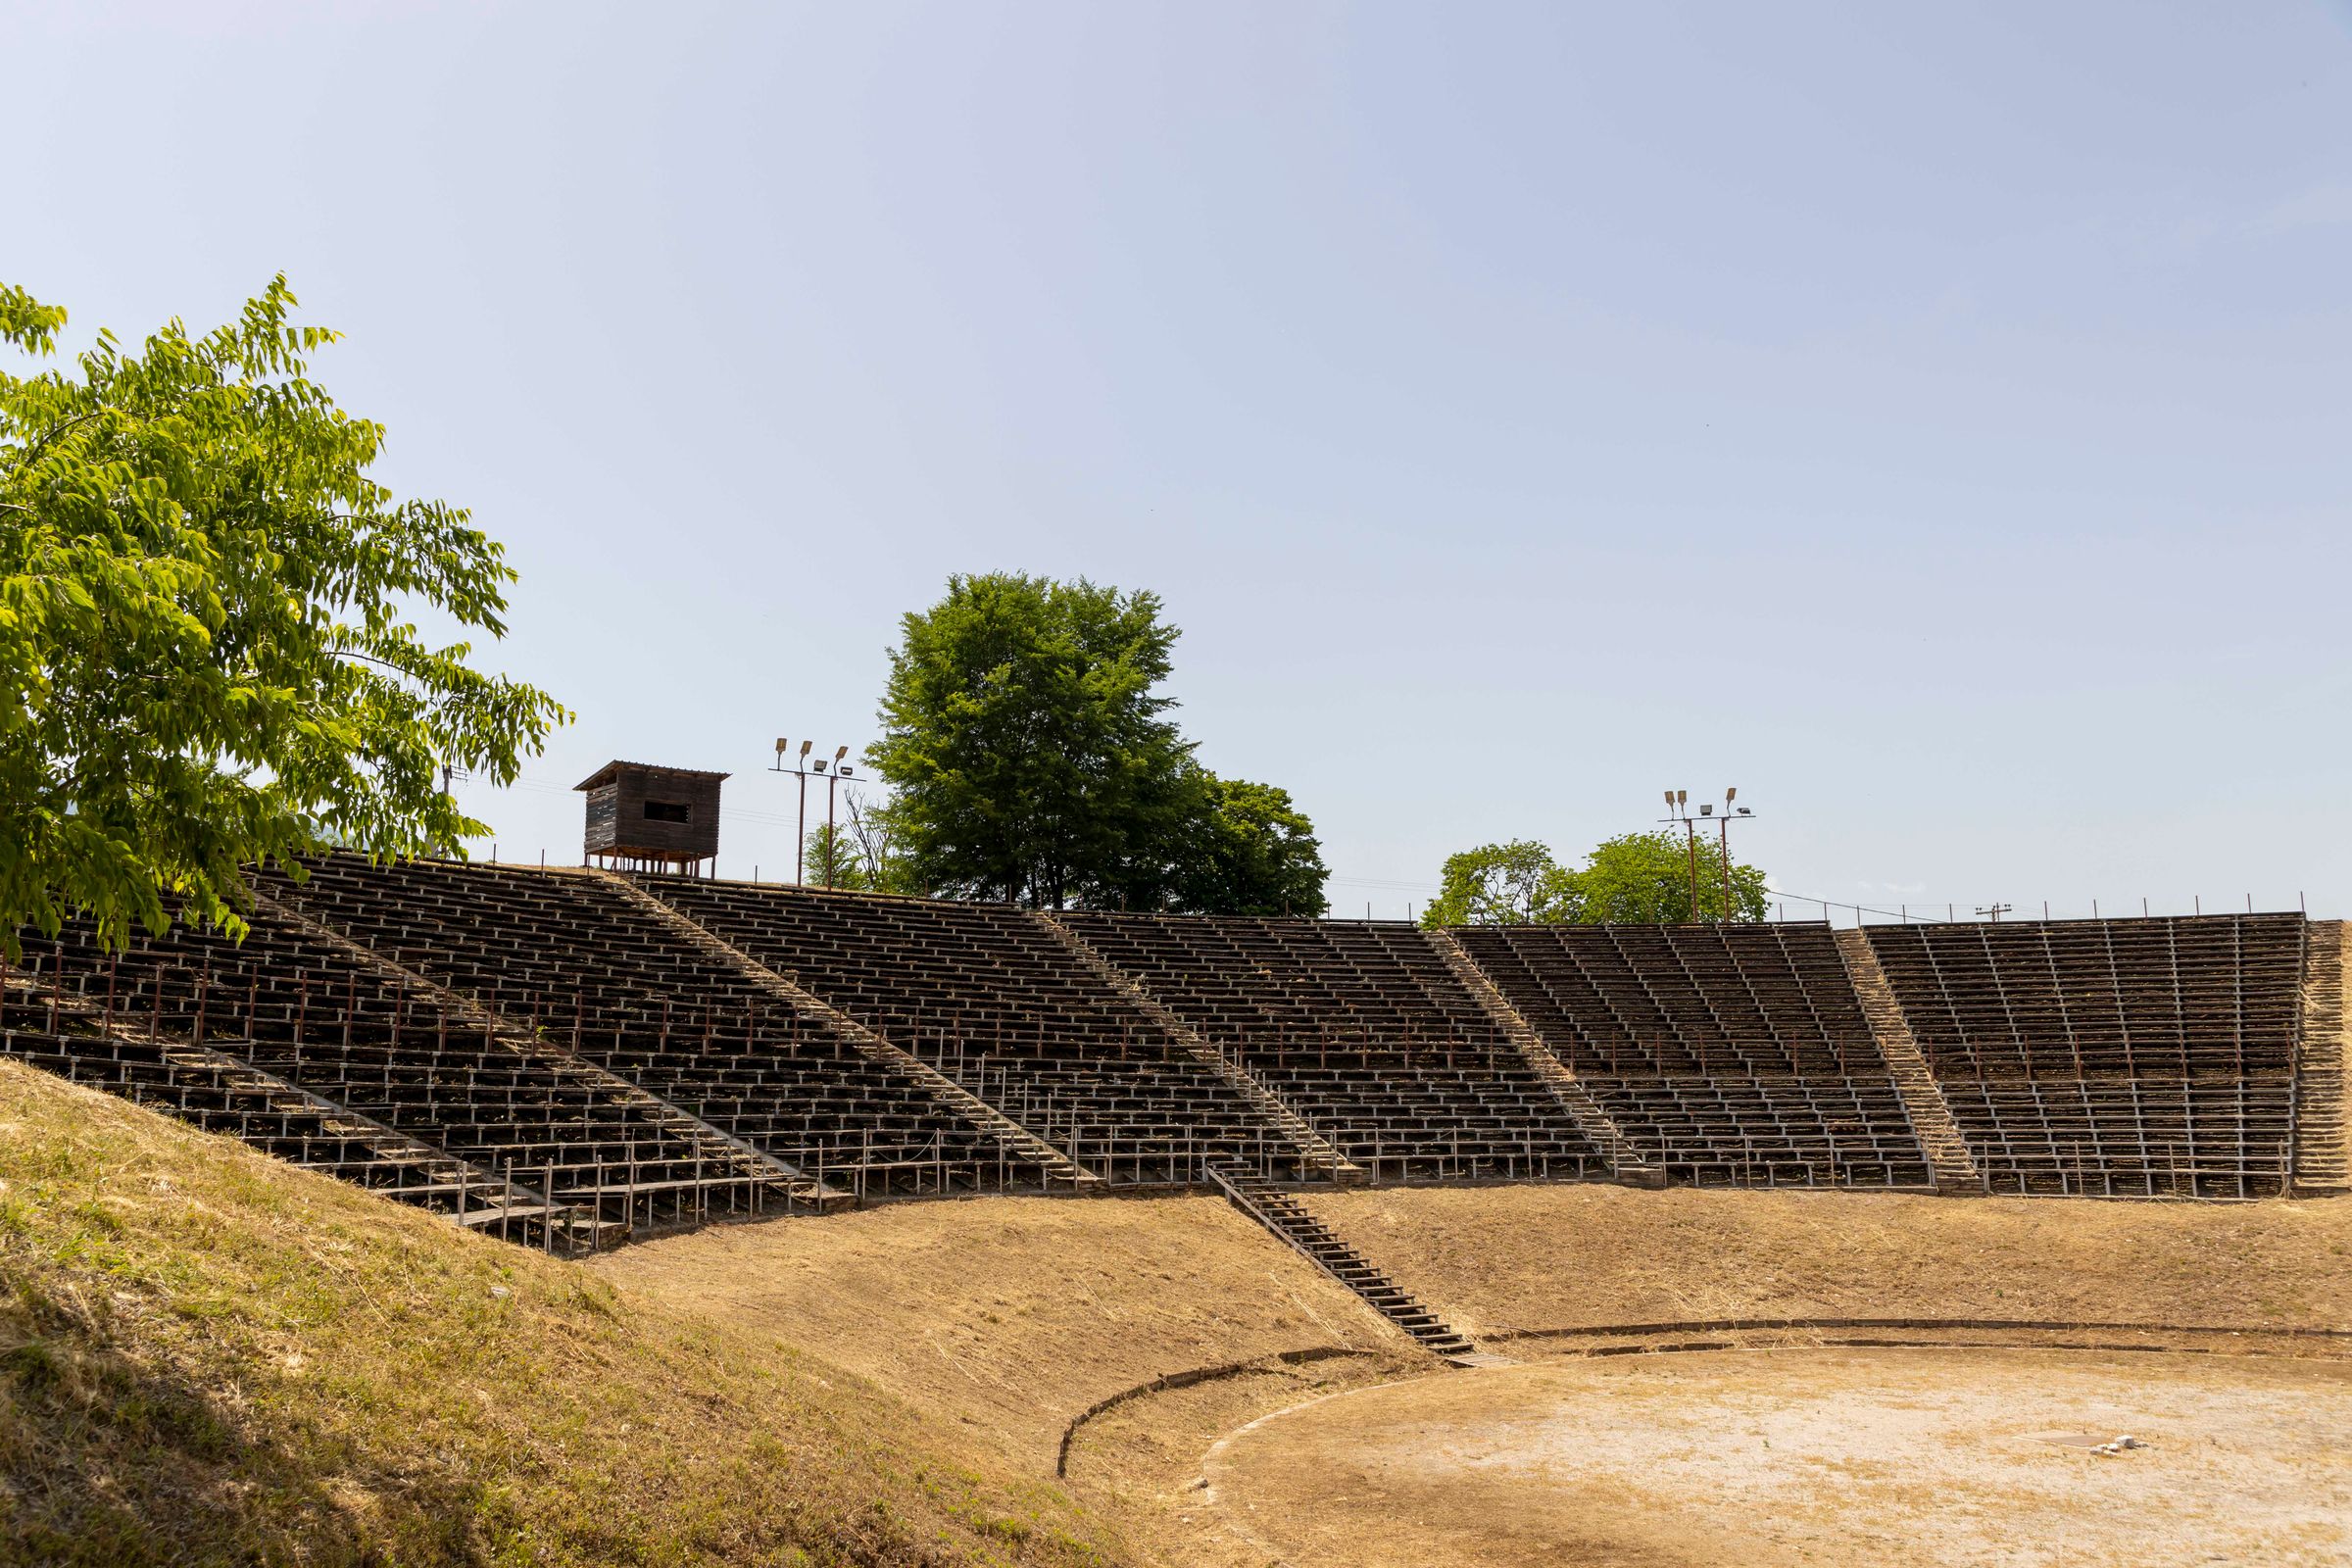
[772,733,858,887]
[1716,788,1752,922]
[1660,788,1701,919]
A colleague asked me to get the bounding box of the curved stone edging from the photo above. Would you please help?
[1487,1314,2352,1345]
[1057,1316,2351,1480]
[1054,1346,1375,1478]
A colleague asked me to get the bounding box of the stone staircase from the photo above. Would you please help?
[1423,927,1655,1183]
[1204,1159,1477,1359]
[1831,929,1981,1192]
[603,871,1096,1189]
[1032,910,1362,1182]
[2295,921,2349,1197]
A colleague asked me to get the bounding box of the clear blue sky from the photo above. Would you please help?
[12,3,2352,918]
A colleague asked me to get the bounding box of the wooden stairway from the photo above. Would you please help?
[1204,1159,1476,1359]
[1424,927,1654,1183]
[1032,910,1362,1182]
[2295,921,2350,1197]
[1831,929,1980,1192]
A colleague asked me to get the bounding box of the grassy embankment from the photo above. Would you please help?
[0,1057,1131,1568]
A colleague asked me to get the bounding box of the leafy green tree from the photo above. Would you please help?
[866,573,1327,912]
[800,823,859,891]
[868,573,1197,906]
[1554,829,1769,923]
[0,277,565,952]
[1421,840,1570,926]
[1423,829,1768,925]
[1173,775,1328,916]
[801,788,919,895]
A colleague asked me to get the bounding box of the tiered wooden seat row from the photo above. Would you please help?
[0,982,596,1244]
[12,911,770,1239]
[4,856,2316,1230]
[1449,923,1932,1187]
[1861,915,2303,1198]
[637,878,1307,1181]
[1059,910,1603,1182]
[258,858,1058,1198]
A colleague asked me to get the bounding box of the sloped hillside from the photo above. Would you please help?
[0,1058,1129,1568]
[597,1194,1394,1471]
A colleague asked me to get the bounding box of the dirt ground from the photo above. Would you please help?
[591,1193,1392,1469]
[1062,1349,1428,1568]
[592,1184,2352,1566]
[1204,1348,2352,1568]
[1309,1184,2352,1338]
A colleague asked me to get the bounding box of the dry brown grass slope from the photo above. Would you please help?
[594,1195,1394,1473]
[1312,1183,2352,1341]
[0,1058,1135,1568]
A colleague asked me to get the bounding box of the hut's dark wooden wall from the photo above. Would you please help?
[580,765,723,864]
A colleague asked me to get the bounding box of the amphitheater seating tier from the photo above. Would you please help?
[1058,910,1602,1181]
[9,911,781,1234]
[255,858,1057,1197]
[1861,916,2303,1197]
[1449,922,1933,1187]
[3,858,2322,1237]
[636,878,1305,1180]
[1,987,478,1205]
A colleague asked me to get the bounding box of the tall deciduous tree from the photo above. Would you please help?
[868,573,1196,906]
[1422,830,1768,925]
[1422,840,1569,926]
[1556,829,1769,923]
[802,787,916,895]
[865,573,1329,912]
[1174,776,1328,916]
[0,278,566,950]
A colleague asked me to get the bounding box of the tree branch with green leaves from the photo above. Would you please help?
[0,277,567,951]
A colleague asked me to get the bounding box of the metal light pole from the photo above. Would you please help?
[1718,788,1754,922]
[824,746,848,889]
[1661,790,1698,921]
[1662,787,1756,922]
[773,737,858,887]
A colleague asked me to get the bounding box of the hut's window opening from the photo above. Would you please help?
[643,800,691,824]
